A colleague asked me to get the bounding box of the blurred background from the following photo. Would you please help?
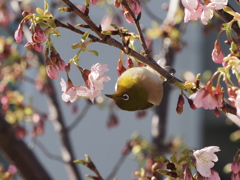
[0,0,239,180]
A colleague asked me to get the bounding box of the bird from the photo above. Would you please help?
[105,66,165,111]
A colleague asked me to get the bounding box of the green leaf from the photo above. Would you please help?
[223,6,236,16]
[36,8,44,15]
[82,32,90,41]
[72,43,81,49]
[46,18,56,28]
[170,152,177,163]
[44,0,49,12]
[88,50,99,56]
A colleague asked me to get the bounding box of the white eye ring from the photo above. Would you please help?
[122,94,129,101]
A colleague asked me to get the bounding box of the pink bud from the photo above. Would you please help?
[232,173,240,180]
[177,94,185,107]
[8,165,17,175]
[24,42,33,50]
[212,41,224,64]
[32,113,41,123]
[124,11,134,24]
[32,42,43,52]
[116,59,126,77]
[187,98,197,110]
[127,0,142,15]
[232,156,240,174]
[14,25,24,43]
[65,63,71,73]
[46,65,59,79]
[56,59,66,71]
[127,58,134,68]
[31,123,44,136]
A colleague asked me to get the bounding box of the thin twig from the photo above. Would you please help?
[121,0,150,57]
[67,101,91,131]
[34,138,64,163]
[105,154,127,180]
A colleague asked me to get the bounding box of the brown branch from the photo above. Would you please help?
[34,138,64,163]
[0,114,53,180]
[67,101,91,131]
[105,154,127,180]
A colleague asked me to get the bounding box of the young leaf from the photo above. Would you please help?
[44,0,49,13]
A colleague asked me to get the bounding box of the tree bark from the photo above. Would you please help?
[0,114,53,180]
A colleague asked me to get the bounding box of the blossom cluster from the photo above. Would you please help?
[60,63,110,103]
[182,0,228,25]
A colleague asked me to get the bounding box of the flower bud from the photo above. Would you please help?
[231,155,240,174]
[90,0,98,5]
[116,59,126,76]
[177,94,185,107]
[65,63,71,73]
[24,42,33,50]
[46,64,59,79]
[127,58,134,68]
[176,106,183,114]
[124,11,134,24]
[187,98,197,110]
[22,11,30,17]
[32,42,43,52]
[56,59,66,71]
[14,24,24,43]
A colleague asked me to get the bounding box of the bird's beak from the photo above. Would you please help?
[105,94,113,99]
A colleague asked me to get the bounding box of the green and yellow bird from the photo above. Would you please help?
[106,66,164,111]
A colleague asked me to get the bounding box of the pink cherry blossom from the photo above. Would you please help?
[91,63,109,77]
[201,4,214,25]
[189,82,223,110]
[212,46,224,64]
[60,78,78,103]
[193,146,220,177]
[184,5,203,23]
[181,0,199,11]
[210,0,228,10]
[14,25,24,43]
[24,42,33,50]
[46,65,59,80]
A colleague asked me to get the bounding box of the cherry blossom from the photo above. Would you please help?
[189,82,223,110]
[182,0,228,25]
[181,0,199,11]
[8,165,17,175]
[193,146,220,177]
[60,78,78,103]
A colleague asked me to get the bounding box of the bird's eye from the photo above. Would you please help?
[122,94,129,101]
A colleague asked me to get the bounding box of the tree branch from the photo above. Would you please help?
[0,114,53,180]
[67,101,91,131]
[105,154,127,180]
